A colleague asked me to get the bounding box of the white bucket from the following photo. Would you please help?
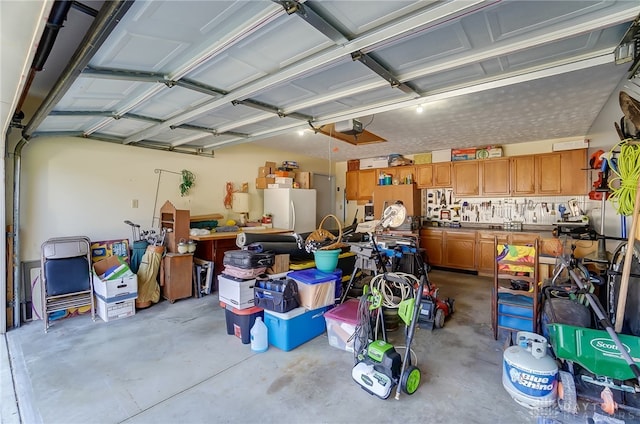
[502,331,558,409]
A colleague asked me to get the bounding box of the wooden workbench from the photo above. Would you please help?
[191,228,292,282]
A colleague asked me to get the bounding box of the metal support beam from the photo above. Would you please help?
[232,99,313,121]
[351,50,416,94]
[273,0,348,45]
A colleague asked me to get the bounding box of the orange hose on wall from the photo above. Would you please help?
[224,182,234,209]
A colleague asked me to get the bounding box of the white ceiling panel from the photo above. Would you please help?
[12,0,639,160]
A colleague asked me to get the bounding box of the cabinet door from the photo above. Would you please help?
[357,169,377,200]
[396,166,415,184]
[372,184,420,217]
[510,156,536,195]
[536,153,562,195]
[443,231,476,270]
[420,230,443,267]
[560,149,587,195]
[162,254,193,302]
[346,171,358,200]
[416,164,433,188]
[476,232,508,276]
[481,158,510,196]
[432,163,452,187]
[452,161,479,196]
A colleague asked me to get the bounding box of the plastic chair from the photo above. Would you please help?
[41,236,95,332]
[491,237,539,341]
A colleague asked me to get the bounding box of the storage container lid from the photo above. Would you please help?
[220,301,263,315]
[288,268,342,285]
[264,306,307,320]
[323,299,360,325]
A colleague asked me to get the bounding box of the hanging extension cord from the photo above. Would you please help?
[608,140,640,216]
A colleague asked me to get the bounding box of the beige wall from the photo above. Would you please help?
[17,136,331,261]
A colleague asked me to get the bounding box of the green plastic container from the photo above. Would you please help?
[547,323,640,381]
[313,249,340,273]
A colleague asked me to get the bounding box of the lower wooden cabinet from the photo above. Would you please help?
[420,228,476,271]
[161,253,193,303]
[443,231,476,270]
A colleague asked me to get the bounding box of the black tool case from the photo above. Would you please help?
[254,277,300,313]
[223,250,275,269]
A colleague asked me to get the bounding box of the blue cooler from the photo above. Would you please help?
[263,306,329,351]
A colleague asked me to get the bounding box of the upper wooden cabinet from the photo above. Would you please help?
[452,161,479,196]
[381,166,415,184]
[481,158,510,196]
[372,184,421,218]
[510,155,536,195]
[345,169,377,201]
[433,163,452,187]
[559,149,588,195]
[416,164,433,188]
[536,153,562,195]
[510,150,586,196]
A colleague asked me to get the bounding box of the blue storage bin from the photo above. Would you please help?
[263,306,329,351]
[288,269,342,309]
[498,314,534,332]
[497,303,533,318]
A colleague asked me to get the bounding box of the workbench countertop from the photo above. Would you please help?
[189,228,292,241]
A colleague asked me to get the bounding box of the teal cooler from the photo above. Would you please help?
[263,306,329,351]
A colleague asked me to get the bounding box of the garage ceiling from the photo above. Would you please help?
[15,0,640,161]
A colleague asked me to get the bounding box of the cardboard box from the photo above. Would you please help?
[274,170,295,178]
[552,139,588,151]
[275,177,294,185]
[93,256,138,302]
[451,148,477,161]
[256,177,275,189]
[219,271,288,309]
[219,274,256,309]
[432,149,452,163]
[268,183,293,189]
[288,269,337,310]
[265,161,276,170]
[258,166,271,177]
[295,171,312,189]
[95,297,135,322]
[359,157,389,169]
[267,254,290,274]
[347,159,360,171]
[414,153,432,164]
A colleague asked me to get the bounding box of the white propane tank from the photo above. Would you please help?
[502,331,558,409]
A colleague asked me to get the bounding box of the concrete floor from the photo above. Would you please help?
[1,270,637,424]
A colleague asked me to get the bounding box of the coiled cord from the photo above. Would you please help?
[608,140,640,216]
[369,272,417,308]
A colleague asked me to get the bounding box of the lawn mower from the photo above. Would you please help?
[545,249,640,416]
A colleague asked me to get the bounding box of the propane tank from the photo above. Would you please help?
[502,331,558,409]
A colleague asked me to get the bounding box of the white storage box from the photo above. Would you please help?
[92,256,138,302]
[275,177,294,185]
[219,271,288,310]
[432,149,452,163]
[323,299,360,352]
[359,157,389,169]
[218,274,256,309]
[95,297,135,322]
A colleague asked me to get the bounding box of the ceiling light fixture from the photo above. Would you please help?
[416,105,424,114]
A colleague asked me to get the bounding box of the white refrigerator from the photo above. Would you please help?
[263,188,316,233]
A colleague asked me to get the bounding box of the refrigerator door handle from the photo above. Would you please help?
[290,200,296,231]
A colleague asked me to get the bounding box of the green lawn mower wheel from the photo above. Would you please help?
[401,365,421,395]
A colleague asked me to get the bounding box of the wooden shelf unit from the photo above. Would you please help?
[160,201,190,253]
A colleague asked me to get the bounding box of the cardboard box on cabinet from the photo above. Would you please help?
[256,177,276,189]
[295,172,312,189]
